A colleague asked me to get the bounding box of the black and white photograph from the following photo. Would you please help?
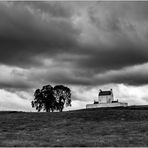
[0,0,148,147]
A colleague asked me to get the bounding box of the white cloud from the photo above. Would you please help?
[0,89,34,111]
[115,84,148,105]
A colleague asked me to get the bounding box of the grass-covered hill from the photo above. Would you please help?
[0,106,148,147]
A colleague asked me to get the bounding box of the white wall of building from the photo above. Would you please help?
[98,93,113,104]
[86,102,128,109]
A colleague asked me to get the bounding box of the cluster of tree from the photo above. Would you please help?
[31,84,71,112]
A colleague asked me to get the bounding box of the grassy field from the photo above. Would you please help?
[0,106,148,147]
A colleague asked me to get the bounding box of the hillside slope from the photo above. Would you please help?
[0,107,148,147]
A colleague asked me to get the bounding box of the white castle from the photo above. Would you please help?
[86,89,128,109]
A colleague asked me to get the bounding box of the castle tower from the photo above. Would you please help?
[98,89,114,104]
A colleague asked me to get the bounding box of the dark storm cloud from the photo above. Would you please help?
[0,1,148,88]
[0,2,79,67]
[0,65,36,90]
[76,42,148,73]
[73,2,148,73]
[0,81,33,90]
[104,64,148,86]
[32,63,148,87]
[20,1,73,18]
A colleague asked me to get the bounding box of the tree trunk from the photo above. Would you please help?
[60,107,63,112]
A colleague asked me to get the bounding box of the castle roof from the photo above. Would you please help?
[99,90,112,96]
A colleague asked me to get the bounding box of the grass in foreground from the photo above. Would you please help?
[0,107,148,147]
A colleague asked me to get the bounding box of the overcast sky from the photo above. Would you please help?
[0,1,148,111]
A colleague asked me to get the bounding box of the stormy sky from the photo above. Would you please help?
[0,1,148,111]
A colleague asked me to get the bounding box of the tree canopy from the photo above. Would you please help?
[31,84,71,112]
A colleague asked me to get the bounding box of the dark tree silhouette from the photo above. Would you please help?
[31,84,71,112]
[31,85,54,112]
[54,85,71,112]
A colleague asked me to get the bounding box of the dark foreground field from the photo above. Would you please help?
[0,106,148,147]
